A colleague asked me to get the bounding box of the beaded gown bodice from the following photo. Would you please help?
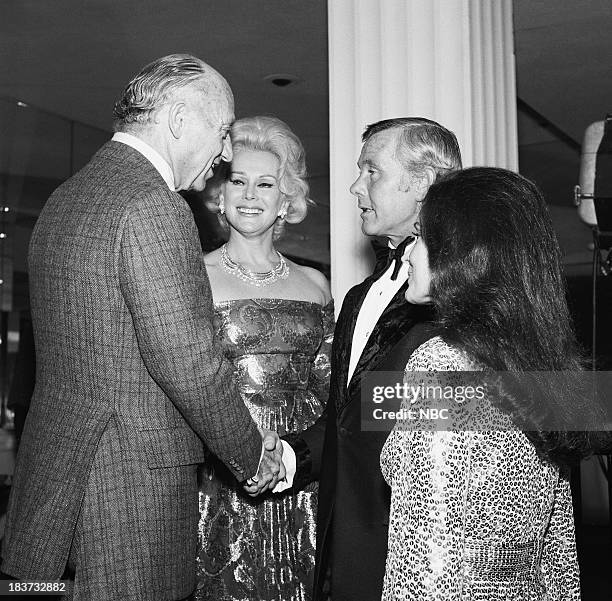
[380,337,580,601]
[211,298,332,433]
[196,298,334,601]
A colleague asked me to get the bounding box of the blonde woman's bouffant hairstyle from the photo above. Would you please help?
[209,116,311,238]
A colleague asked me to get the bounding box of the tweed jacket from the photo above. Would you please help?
[285,260,433,601]
[1,141,262,596]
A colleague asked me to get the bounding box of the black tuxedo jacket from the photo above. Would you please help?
[286,268,435,601]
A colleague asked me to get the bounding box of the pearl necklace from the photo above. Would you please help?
[220,243,289,287]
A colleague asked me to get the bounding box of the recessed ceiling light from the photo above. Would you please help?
[264,73,300,88]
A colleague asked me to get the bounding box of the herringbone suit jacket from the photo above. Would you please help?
[1,141,262,600]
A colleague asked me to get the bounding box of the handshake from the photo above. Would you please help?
[243,429,292,496]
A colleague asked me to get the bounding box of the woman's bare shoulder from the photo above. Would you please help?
[291,263,332,304]
[204,247,222,267]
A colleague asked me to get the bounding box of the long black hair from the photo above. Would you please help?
[419,167,592,464]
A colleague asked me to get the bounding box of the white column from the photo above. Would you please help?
[328,0,518,308]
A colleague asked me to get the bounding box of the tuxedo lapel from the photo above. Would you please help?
[347,281,407,397]
[331,276,377,397]
[346,281,428,402]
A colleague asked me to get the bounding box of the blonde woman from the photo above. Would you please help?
[195,116,333,601]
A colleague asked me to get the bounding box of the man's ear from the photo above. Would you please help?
[168,101,186,140]
[415,166,436,200]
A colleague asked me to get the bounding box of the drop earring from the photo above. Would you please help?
[219,197,225,215]
[278,205,287,219]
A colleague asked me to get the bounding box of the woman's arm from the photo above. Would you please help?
[383,338,474,599]
[307,300,335,409]
[540,472,581,600]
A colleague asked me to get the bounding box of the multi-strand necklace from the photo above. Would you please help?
[220,243,289,287]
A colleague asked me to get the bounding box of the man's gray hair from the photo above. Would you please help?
[112,54,227,131]
[362,117,462,179]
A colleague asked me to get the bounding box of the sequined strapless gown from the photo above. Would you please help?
[195,298,334,601]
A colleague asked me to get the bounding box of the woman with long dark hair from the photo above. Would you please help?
[381,167,588,599]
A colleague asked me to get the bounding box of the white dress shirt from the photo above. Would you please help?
[112,132,175,191]
[347,240,414,384]
[274,239,415,493]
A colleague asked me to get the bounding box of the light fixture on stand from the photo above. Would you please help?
[575,114,612,525]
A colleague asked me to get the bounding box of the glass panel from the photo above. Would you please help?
[0,97,109,447]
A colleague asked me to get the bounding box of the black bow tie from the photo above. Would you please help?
[372,236,414,281]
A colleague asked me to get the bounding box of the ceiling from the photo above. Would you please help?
[513,0,612,268]
[1,0,611,274]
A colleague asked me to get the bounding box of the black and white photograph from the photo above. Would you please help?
[0,1,611,599]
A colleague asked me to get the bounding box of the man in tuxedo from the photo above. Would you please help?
[281,118,462,601]
[2,54,283,600]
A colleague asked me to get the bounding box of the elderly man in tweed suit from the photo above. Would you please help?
[1,54,283,600]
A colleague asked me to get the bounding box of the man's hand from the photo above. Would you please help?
[261,428,282,454]
[243,429,286,496]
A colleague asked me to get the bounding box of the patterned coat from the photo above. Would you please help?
[381,337,580,600]
[285,258,433,601]
[1,141,262,600]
